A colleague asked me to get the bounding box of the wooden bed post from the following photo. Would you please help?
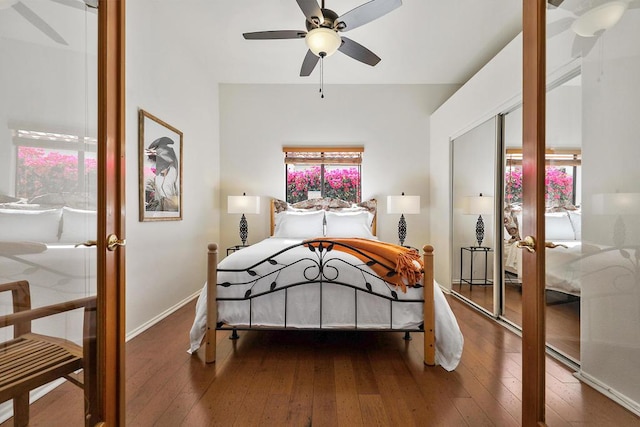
[205,243,218,363]
[422,245,435,365]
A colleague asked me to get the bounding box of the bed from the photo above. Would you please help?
[189,198,464,371]
[503,205,583,297]
[0,203,97,343]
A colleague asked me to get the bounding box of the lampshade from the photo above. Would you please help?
[227,194,260,214]
[464,194,494,215]
[387,194,420,214]
[305,27,342,57]
[592,192,640,215]
[571,1,628,37]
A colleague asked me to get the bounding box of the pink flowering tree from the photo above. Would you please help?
[286,165,360,203]
[322,167,361,202]
[16,147,97,199]
[505,166,574,207]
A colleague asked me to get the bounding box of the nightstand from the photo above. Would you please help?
[460,246,493,289]
[227,245,250,256]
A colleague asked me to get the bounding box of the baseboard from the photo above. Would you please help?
[126,290,201,341]
[0,291,201,424]
[574,371,640,417]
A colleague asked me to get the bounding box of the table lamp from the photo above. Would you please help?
[228,193,260,246]
[387,193,421,246]
[465,193,494,247]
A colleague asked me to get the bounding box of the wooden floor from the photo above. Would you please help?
[3,295,638,426]
[453,281,581,361]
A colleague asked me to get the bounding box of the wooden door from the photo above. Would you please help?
[521,0,547,425]
[97,0,126,424]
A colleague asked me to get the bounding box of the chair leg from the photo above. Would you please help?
[13,393,29,427]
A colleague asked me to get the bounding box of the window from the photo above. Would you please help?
[14,129,97,200]
[283,147,363,204]
[505,148,581,208]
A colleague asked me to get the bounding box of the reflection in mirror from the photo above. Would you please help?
[0,2,98,425]
[451,117,498,315]
[501,72,582,362]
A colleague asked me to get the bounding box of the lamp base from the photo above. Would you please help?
[398,214,407,246]
[475,215,485,247]
[239,214,248,246]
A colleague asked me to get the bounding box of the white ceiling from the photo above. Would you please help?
[173,0,524,85]
[0,0,527,86]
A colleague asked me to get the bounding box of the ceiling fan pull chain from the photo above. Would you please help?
[320,55,325,98]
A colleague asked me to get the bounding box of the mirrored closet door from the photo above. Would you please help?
[502,72,582,363]
[451,117,499,316]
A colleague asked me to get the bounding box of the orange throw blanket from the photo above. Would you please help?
[304,238,423,293]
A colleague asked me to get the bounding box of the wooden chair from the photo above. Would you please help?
[0,280,97,427]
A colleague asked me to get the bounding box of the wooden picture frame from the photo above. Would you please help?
[138,109,183,221]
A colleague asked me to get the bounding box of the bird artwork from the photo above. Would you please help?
[145,136,180,212]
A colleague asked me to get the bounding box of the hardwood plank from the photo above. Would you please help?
[311,345,339,427]
[334,354,364,427]
[452,396,494,426]
[284,351,315,427]
[358,394,391,426]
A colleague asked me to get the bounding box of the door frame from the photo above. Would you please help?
[521,0,547,425]
[97,0,126,424]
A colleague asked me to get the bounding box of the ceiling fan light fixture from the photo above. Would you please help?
[305,27,341,57]
[571,0,628,37]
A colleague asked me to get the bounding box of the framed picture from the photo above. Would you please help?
[138,109,183,221]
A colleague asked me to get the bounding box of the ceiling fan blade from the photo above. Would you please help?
[50,0,97,13]
[300,49,319,76]
[336,0,402,32]
[547,17,573,38]
[338,37,381,66]
[12,2,68,45]
[547,0,565,8]
[297,0,324,26]
[243,30,306,40]
[572,34,599,58]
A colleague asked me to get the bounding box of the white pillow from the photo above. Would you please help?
[273,210,325,238]
[325,211,375,239]
[0,208,62,243]
[545,212,575,241]
[59,207,97,244]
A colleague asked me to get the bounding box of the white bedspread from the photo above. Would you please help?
[189,237,463,371]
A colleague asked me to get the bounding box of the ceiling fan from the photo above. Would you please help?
[242,0,402,77]
[547,0,639,56]
[0,0,97,46]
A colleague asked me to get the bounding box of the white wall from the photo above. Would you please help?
[125,1,220,335]
[218,84,458,256]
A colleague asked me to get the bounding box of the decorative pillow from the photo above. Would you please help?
[59,207,97,244]
[273,210,325,238]
[503,205,521,242]
[0,208,62,243]
[325,211,375,239]
[291,198,351,211]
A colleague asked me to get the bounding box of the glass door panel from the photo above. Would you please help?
[0,1,97,424]
[501,72,583,363]
[451,117,498,315]
[551,0,640,410]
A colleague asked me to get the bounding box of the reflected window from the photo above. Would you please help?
[505,148,581,208]
[13,130,97,200]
